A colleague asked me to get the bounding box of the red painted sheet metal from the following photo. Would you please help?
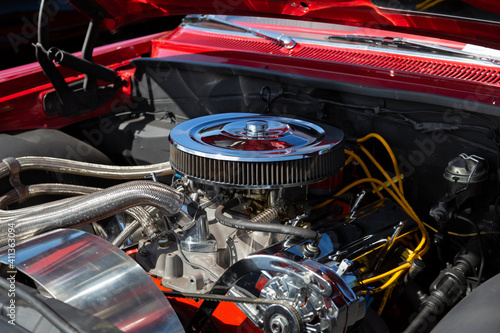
[0,32,169,132]
[155,29,500,87]
[151,28,500,106]
[69,0,500,50]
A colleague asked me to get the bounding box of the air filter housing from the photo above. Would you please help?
[169,113,344,189]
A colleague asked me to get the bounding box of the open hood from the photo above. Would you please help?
[69,0,500,50]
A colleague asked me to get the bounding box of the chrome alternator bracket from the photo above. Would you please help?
[186,255,365,333]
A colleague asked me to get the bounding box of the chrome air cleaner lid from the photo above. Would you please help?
[169,113,344,188]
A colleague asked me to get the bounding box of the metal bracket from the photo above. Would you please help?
[2,158,28,203]
[36,0,122,117]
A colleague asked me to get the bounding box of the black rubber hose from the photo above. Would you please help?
[456,214,485,286]
[404,261,471,333]
[403,305,435,333]
[214,198,318,240]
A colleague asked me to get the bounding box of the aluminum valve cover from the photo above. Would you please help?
[169,113,344,188]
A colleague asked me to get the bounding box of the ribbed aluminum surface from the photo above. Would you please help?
[169,113,344,188]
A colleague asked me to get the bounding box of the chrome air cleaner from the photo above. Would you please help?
[169,113,344,188]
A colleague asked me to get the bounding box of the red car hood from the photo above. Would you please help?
[70,0,500,50]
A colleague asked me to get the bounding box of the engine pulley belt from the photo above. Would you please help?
[163,290,303,332]
[163,290,293,306]
[165,255,316,332]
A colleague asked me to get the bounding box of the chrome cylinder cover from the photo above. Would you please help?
[169,113,345,188]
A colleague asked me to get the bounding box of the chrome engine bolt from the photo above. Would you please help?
[270,314,290,333]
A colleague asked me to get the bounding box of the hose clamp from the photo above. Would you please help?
[2,157,28,202]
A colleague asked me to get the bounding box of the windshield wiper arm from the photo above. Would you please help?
[326,35,500,65]
[184,15,297,49]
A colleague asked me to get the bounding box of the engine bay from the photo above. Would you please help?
[1,57,500,333]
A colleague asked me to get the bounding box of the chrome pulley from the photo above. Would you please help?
[181,255,365,333]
